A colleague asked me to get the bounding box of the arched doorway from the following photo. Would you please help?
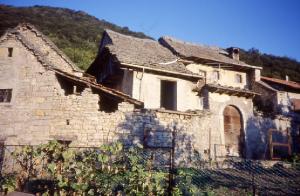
[223,105,245,157]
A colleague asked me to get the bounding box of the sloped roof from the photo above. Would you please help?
[0,24,143,106]
[103,30,202,78]
[52,68,144,106]
[261,76,300,91]
[205,83,259,98]
[255,80,278,92]
[0,23,81,72]
[159,36,261,70]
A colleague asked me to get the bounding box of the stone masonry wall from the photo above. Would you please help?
[0,36,217,166]
[1,32,295,169]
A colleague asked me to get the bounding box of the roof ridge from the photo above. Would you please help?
[159,36,261,69]
[14,23,82,72]
[104,29,155,43]
[160,36,225,52]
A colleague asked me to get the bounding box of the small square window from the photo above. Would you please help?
[235,74,242,83]
[8,48,13,57]
[0,89,12,102]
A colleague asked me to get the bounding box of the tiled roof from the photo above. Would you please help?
[261,76,300,91]
[0,24,143,106]
[205,83,260,98]
[103,30,202,78]
[0,23,81,72]
[52,68,144,106]
[159,36,261,69]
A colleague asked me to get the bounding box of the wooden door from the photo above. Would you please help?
[223,106,244,157]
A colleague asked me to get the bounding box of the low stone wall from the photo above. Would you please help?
[246,114,292,159]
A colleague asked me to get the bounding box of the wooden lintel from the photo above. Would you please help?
[236,92,242,97]
[231,91,239,96]
[272,142,290,147]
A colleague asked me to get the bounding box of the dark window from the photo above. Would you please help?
[75,85,85,95]
[8,48,13,57]
[0,89,12,102]
[99,93,119,113]
[235,74,242,83]
[57,140,72,147]
[161,80,177,110]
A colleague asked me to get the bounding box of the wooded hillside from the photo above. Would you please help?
[0,5,151,70]
[1,5,299,81]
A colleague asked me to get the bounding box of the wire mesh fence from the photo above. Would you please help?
[0,143,300,195]
[174,158,300,195]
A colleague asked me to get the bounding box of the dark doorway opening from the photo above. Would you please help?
[161,80,177,110]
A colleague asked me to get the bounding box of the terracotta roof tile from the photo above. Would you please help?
[261,76,300,90]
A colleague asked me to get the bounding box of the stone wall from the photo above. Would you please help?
[1,28,297,168]
[17,25,77,73]
[246,115,292,159]
[0,36,217,165]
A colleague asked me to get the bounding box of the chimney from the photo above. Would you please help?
[286,75,289,81]
[227,47,240,61]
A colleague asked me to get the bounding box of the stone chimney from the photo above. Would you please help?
[227,47,240,61]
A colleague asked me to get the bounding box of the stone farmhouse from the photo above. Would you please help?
[0,24,299,164]
[253,76,300,155]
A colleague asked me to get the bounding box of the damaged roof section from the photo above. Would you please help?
[52,68,143,106]
[159,36,261,70]
[1,23,143,107]
[100,30,203,78]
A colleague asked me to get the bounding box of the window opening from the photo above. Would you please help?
[0,89,12,102]
[160,80,177,110]
[8,48,13,57]
[235,74,242,83]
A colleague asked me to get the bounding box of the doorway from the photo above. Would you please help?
[223,105,245,157]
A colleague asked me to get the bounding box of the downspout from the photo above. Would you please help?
[136,67,145,100]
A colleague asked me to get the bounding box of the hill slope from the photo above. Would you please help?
[0,5,151,70]
[240,48,300,82]
[1,5,299,81]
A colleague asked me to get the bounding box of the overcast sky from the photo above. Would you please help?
[2,0,300,61]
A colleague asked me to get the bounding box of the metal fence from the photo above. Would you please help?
[175,158,300,195]
[1,144,300,195]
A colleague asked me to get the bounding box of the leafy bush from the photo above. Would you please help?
[0,141,169,195]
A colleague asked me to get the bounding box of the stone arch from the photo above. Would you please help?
[223,105,245,157]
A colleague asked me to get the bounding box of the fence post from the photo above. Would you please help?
[0,140,4,177]
[251,162,256,196]
[168,129,176,196]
